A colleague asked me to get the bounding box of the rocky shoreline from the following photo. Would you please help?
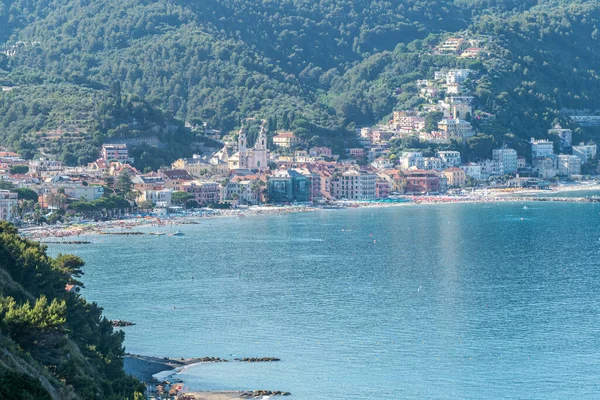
[124,354,290,398]
[111,319,135,327]
[240,390,291,397]
[124,354,224,382]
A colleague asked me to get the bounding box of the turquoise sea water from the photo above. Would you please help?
[47,202,600,399]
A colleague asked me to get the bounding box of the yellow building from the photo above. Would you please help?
[171,155,230,177]
[443,167,467,187]
[273,131,301,148]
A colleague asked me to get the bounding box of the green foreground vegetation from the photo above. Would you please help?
[0,221,144,399]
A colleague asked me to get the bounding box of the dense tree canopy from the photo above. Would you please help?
[0,221,144,399]
[0,0,599,165]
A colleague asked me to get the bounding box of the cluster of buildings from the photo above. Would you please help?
[529,125,597,179]
[435,37,486,59]
[1,109,598,223]
[0,125,381,222]
[357,67,481,163]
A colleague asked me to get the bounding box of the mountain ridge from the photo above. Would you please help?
[1,0,599,167]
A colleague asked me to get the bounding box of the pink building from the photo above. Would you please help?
[376,179,390,198]
[183,181,220,206]
[404,170,440,194]
[102,144,131,163]
[347,148,365,158]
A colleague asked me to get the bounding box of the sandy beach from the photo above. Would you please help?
[19,182,600,241]
[184,392,244,400]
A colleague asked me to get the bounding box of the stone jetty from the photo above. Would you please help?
[240,390,291,397]
[234,357,281,362]
[100,231,145,235]
[111,320,135,327]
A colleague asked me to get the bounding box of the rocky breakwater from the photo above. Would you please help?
[234,357,280,362]
[100,231,145,235]
[240,390,291,397]
[42,240,92,244]
[190,356,228,363]
[111,319,135,327]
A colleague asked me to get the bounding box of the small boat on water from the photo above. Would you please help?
[168,231,184,236]
[149,232,165,236]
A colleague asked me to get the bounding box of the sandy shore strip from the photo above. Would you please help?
[124,355,246,399]
[124,355,290,399]
[124,354,209,382]
[20,183,600,240]
[21,205,322,240]
[183,392,244,400]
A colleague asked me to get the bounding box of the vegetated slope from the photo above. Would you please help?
[0,222,145,399]
[0,83,199,167]
[327,0,600,155]
[0,0,599,163]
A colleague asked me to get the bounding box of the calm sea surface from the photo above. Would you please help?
[47,202,600,399]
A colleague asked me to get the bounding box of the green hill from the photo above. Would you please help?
[0,222,144,399]
[1,0,599,165]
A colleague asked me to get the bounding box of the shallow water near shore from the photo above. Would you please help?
[47,202,600,399]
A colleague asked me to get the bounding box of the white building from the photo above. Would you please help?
[0,190,18,222]
[102,144,132,163]
[62,185,104,201]
[358,170,377,199]
[531,138,554,158]
[557,155,581,177]
[228,124,269,170]
[359,127,372,139]
[221,179,261,205]
[446,69,471,84]
[371,158,393,170]
[492,147,518,174]
[29,158,64,177]
[548,125,572,150]
[446,83,461,95]
[340,170,360,199]
[437,151,462,168]
[423,157,443,171]
[480,160,504,180]
[35,183,104,201]
[460,162,482,181]
[137,189,173,208]
[533,158,557,179]
[572,143,597,164]
[399,152,425,170]
[339,170,377,200]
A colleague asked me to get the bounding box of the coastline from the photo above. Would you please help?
[124,355,245,399]
[55,184,600,398]
[22,183,600,241]
[124,354,196,383]
[124,354,288,399]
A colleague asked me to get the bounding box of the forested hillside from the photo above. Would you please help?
[0,0,599,166]
[0,222,144,399]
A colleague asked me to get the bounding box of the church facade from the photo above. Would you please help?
[225,124,269,171]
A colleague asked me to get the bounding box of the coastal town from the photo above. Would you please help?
[0,58,599,228]
[3,2,600,399]
[0,118,597,226]
[1,101,599,229]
